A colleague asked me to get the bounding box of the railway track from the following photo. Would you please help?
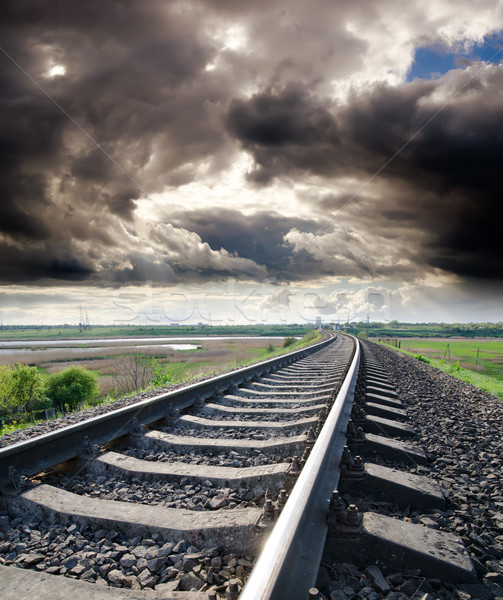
[0,334,481,599]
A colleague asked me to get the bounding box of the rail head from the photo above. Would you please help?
[240,334,360,600]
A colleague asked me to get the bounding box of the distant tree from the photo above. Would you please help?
[47,366,98,411]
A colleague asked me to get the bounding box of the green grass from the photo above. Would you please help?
[379,343,503,400]
[395,338,503,382]
[0,324,314,341]
[162,329,324,382]
[0,420,40,436]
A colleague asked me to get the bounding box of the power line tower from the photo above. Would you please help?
[79,306,85,332]
[85,309,90,330]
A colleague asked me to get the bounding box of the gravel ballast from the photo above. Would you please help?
[318,340,503,600]
[4,335,501,598]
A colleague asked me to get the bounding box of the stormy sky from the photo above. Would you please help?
[1,1,502,325]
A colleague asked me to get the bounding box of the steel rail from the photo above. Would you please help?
[240,335,360,600]
[0,334,335,488]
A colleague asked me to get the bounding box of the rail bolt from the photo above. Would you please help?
[351,405,366,423]
[328,490,345,523]
[277,488,288,510]
[340,445,353,470]
[352,455,365,472]
[355,426,365,441]
[347,424,366,446]
[226,578,240,600]
[341,448,366,480]
[328,495,363,538]
[345,504,363,530]
[290,456,301,473]
[262,498,275,521]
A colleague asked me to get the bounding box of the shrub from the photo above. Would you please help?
[111,354,154,395]
[149,358,171,386]
[0,363,48,420]
[46,366,99,411]
[414,354,430,363]
[282,337,296,348]
[449,360,461,373]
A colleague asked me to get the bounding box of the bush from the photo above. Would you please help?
[111,354,155,395]
[149,358,171,386]
[0,363,48,420]
[448,360,461,373]
[46,366,99,411]
[414,354,430,363]
[282,337,296,348]
[32,395,54,412]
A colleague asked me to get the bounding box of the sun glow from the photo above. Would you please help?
[48,64,66,77]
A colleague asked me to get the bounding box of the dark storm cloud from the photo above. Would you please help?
[225,68,503,281]
[225,80,438,181]
[2,0,502,289]
[0,241,94,284]
[0,0,233,283]
[226,83,341,184]
[170,207,334,281]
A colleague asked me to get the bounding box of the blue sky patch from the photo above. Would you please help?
[408,32,503,81]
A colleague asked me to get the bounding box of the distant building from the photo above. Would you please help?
[315,316,322,328]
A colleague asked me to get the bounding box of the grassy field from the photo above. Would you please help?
[0,330,324,436]
[379,338,503,400]
[0,337,295,395]
[0,324,313,341]
[395,338,503,382]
